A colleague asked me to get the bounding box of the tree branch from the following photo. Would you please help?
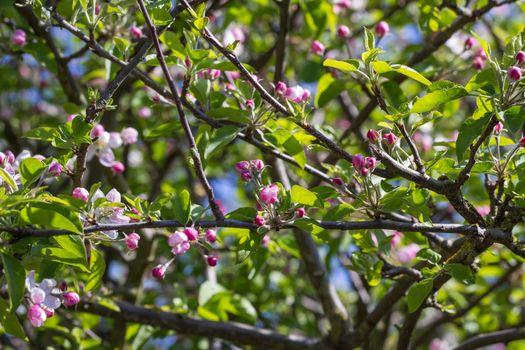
[138,0,224,220]
[453,326,525,350]
[79,300,328,350]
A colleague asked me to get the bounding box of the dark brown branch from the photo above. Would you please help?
[453,327,525,350]
[273,0,290,84]
[397,123,425,174]
[79,300,328,350]
[138,0,224,220]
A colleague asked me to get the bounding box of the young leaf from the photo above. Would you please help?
[173,190,191,225]
[322,58,359,72]
[407,278,433,313]
[1,254,25,311]
[445,263,476,285]
[291,185,318,206]
[85,249,106,291]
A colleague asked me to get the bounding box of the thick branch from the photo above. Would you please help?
[79,300,327,350]
[453,327,525,350]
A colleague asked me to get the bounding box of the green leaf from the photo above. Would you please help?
[173,190,191,225]
[225,207,257,222]
[18,158,47,187]
[315,73,345,108]
[205,126,239,159]
[412,82,467,113]
[456,113,492,161]
[20,202,83,234]
[31,246,89,272]
[416,248,442,265]
[198,281,225,306]
[1,254,25,311]
[291,185,318,206]
[0,297,27,340]
[372,61,431,86]
[282,134,306,169]
[54,235,87,264]
[445,263,476,285]
[207,108,250,123]
[0,168,17,192]
[193,17,209,31]
[85,249,106,291]
[407,278,433,313]
[363,27,375,50]
[322,58,359,72]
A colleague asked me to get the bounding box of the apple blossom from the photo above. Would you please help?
[151,264,166,279]
[63,292,80,307]
[260,184,279,205]
[472,56,485,70]
[112,161,125,174]
[296,207,306,218]
[130,26,143,39]
[352,154,366,170]
[383,133,398,145]
[395,243,420,264]
[331,177,344,186]
[11,29,26,46]
[121,127,139,145]
[246,99,255,109]
[275,81,287,95]
[126,232,141,250]
[494,121,503,134]
[90,124,105,139]
[254,215,265,227]
[508,66,522,81]
[183,227,199,241]
[48,161,62,176]
[206,229,217,243]
[464,37,475,50]
[138,107,152,118]
[516,51,525,64]
[28,304,47,327]
[251,159,264,171]
[375,21,389,37]
[72,187,89,202]
[207,255,218,267]
[311,40,325,55]
[337,25,351,38]
[367,129,380,142]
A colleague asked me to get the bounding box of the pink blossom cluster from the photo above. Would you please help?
[0,150,61,190]
[366,129,397,146]
[235,159,265,181]
[25,271,80,327]
[389,232,420,264]
[152,227,219,279]
[197,69,221,80]
[87,124,139,174]
[351,154,378,176]
[274,82,311,103]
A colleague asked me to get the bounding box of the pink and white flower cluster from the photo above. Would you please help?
[235,159,265,181]
[274,82,311,103]
[87,124,139,174]
[25,271,80,327]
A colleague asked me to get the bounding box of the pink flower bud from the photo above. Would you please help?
[11,29,26,46]
[48,162,63,176]
[138,107,152,119]
[205,229,217,243]
[95,3,101,15]
[331,177,344,186]
[121,127,139,145]
[396,243,420,264]
[260,184,279,205]
[5,150,14,164]
[275,81,287,95]
[183,227,199,241]
[367,129,380,142]
[520,137,525,147]
[207,255,218,267]
[250,159,264,171]
[337,25,351,38]
[472,56,485,70]
[112,161,125,174]
[44,307,55,318]
[494,121,503,134]
[28,304,46,327]
[383,133,398,145]
[311,40,325,55]
[0,152,5,164]
[126,233,140,250]
[284,85,304,103]
[352,154,366,170]
[365,156,378,170]
[246,99,255,110]
[168,231,188,247]
[296,207,306,218]
[130,26,143,39]
[254,215,265,227]
[516,51,525,64]
[59,281,68,291]
[375,21,389,38]
[235,161,250,172]
[261,234,270,247]
[240,170,252,181]
[508,66,522,81]
[90,124,105,139]
[475,48,487,61]
[63,292,80,307]
[300,89,311,102]
[67,114,76,122]
[184,56,192,68]
[464,37,475,50]
[72,187,89,202]
[151,264,166,279]
[171,241,190,256]
[359,167,369,176]
[152,94,161,102]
